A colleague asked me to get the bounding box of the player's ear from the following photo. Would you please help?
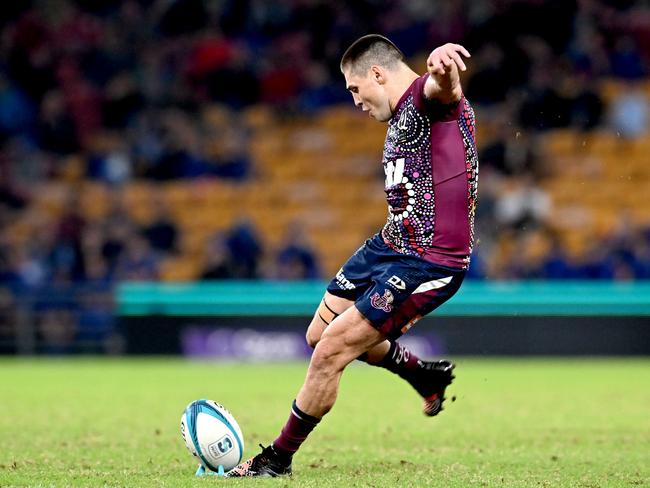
[370,65,386,85]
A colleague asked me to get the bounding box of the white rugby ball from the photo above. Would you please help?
[180,399,244,473]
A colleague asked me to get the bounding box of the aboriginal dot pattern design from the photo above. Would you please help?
[459,98,479,259]
[381,92,478,269]
[382,94,435,258]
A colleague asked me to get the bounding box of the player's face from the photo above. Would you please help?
[344,67,392,122]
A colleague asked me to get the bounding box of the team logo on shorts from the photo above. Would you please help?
[387,275,406,290]
[370,289,394,313]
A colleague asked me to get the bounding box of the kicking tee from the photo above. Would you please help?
[381,74,478,270]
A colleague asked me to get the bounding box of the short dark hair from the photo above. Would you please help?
[340,34,405,75]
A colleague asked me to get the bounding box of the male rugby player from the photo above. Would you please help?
[228,34,478,477]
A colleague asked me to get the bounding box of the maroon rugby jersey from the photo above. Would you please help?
[381,74,478,269]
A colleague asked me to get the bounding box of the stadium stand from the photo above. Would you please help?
[0,1,649,352]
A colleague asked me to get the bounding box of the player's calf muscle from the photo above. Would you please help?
[310,337,351,374]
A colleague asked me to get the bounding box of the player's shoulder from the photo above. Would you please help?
[411,74,463,122]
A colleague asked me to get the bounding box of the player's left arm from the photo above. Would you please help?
[423,43,471,105]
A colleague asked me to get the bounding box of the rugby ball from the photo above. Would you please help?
[180,399,244,473]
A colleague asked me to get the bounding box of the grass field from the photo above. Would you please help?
[0,358,648,487]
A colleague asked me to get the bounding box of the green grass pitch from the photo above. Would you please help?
[1,358,648,487]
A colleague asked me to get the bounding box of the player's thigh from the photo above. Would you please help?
[306,292,355,348]
[309,234,383,347]
[311,305,386,370]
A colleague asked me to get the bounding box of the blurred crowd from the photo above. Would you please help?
[0,0,649,295]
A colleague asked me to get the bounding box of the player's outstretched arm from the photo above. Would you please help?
[423,43,471,105]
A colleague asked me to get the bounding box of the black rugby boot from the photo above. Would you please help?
[226,444,292,477]
[412,360,455,416]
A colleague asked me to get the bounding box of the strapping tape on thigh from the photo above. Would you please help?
[317,298,339,325]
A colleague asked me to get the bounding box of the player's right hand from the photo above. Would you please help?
[426,43,471,77]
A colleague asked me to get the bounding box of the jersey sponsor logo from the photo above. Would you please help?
[386,275,406,291]
[335,269,355,290]
[370,289,394,313]
[384,158,405,187]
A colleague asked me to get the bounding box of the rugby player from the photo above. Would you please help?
[228,34,478,477]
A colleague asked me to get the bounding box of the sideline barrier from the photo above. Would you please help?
[117,281,650,317]
[117,281,650,356]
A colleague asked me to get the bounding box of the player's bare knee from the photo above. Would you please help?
[306,297,344,349]
[305,318,322,349]
[305,328,319,349]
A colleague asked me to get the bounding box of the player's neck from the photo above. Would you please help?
[388,68,420,115]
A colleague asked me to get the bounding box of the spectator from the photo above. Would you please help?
[299,62,348,112]
[86,131,132,185]
[81,223,110,283]
[114,234,159,281]
[101,71,144,129]
[100,191,137,276]
[142,192,178,254]
[209,120,252,181]
[630,233,650,279]
[50,194,86,282]
[225,221,262,279]
[0,74,36,141]
[541,234,576,279]
[14,245,48,288]
[568,73,604,132]
[206,43,259,108]
[479,120,542,177]
[519,65,572,131]
[0,248,19,286]
[275,223,320,280]
[494,174,551,231]
[36,90,79,155]
[0,164,29,210]
[146,109,215,180]
[201,233,236,280]
[464,43,509,105]
[609,36,646,79]
[608,80,649,139]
